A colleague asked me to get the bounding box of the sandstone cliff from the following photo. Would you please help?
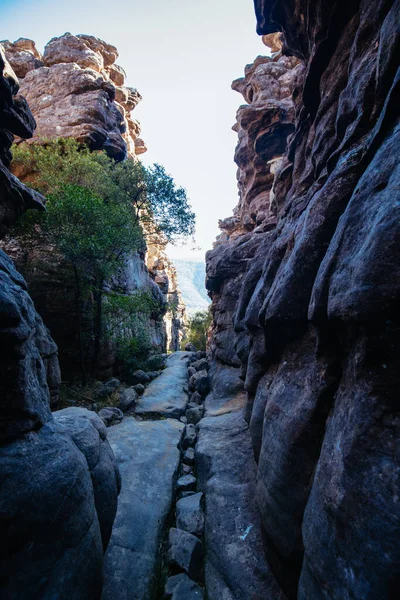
[0,44,119,599]
[1,33,186,375]
[2,33,146,159]
[206,1,400,597]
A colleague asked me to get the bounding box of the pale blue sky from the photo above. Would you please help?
[1,0,267,259]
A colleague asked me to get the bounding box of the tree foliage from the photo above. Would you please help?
[10,139,195,380]
[183,309,212,351]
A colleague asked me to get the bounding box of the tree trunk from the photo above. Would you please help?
[90,280,104,379]
[73,264,88,385]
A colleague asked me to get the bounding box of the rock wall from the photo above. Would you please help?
[1,33,186,374]
[0,45,119,599]
[206,1,400,597]
[147,238,187,352]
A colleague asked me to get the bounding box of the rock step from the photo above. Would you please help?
[101,417,184,600]
[135,352,191,419]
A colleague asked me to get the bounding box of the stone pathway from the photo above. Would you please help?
[101,418,184,600]
[101,352,282,599]
[135,352,190,419]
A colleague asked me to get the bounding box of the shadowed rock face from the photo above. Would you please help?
[206,0,400,597]
[2,33,146,160]
[0,42,119,599]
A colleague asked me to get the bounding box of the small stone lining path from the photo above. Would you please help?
[101,351,282,599]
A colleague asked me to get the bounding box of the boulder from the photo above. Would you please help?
[133,383,145,395]
[127,369,151,385]
[182,447,195,466]
[95,378,121,399]
[176,492,204,537]
[167,528,204,583]
[98,407,124,426]
[190,391,203,405]
[189,370,210,397]
[185,343,196,352]
[163,574,204,600]
[176,474,196,493]
[191,358,209,372]
[118,387,138,411]
[54,407,120,549]
[180,463,194,476]
[181,424,197,450]
[186,405,204,425]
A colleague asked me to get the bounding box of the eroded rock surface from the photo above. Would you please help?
[102,417,184,600]
[206,0,400,597]
[135,351,191,418]
[2,33,146,160]
[196,368,284,600]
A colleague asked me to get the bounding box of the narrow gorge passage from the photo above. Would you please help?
[100,351,278,599]
[102,352,189,599]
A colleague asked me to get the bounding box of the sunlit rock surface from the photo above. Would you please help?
[2,33,146,160]
[206,0,400,597]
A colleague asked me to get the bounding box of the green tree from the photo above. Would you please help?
[10,139,196,380]
[183,309,212,351]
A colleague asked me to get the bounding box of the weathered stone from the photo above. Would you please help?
[196,401,284,600]
[53,407,120,549]
[102,417,184,599]
[183,447,195,466]
[189,369,210,397]
[167,528,204,583]
[176,474,196,492]
[135,352,190,418]
[191,358,209,372]
[176,492,204,537]
[127,369,150,385]
[205,0,400,597]
[118,387,138,411]
[185,343,196,351]
[98,407,124,426]
[186,404,204,425]
[180,463,194,476]
[95,378,121,399]
[133,383,145,395]
[190,391,203,405]
[181,424,197,450]
[164,574,204,600]
[188,366,196,378]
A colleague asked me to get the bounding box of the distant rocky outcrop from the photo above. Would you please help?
[147,239,187,351]
[0,44,119,599]
[206,1,400,598]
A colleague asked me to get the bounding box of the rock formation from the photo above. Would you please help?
[1,33,186,375]
[147,238,186,351]
[0,45,119,599]
[206,1,400,597]
[1,33,146,160]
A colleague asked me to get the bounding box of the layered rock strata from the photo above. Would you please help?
[0,46,119,599]
[206,1,400,598]
[1,33,146,160]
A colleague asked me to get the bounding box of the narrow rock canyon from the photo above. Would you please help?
[0,0,399,598]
